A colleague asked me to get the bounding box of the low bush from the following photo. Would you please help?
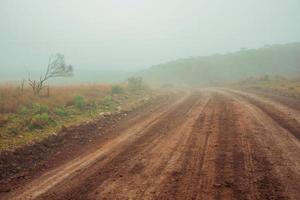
[32,104,49,114]
[29,113,50,129]
[74,95,86,110]
[111,85,124,94]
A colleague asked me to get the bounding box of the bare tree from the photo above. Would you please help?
[28,54,73,95]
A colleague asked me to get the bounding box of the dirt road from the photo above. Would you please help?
[1,88,300,200]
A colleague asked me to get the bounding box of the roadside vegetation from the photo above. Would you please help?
[0,77,151,150]
[235,75,300,98]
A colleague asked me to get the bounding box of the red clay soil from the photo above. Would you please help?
[0,94,177,194]
[242,87,300,111]
[0,89,299,200]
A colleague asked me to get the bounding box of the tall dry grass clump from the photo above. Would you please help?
[0,84,110,114]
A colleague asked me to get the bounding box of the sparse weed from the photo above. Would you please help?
[32,104,49,114]
[54,107,68,116]
[74,95,86,110]
[103,95,113,105]
[102,95,117,110]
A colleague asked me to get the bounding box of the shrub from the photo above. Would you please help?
[54,107,68,116]
[111,85,124,94]
[32,104,49,114]
[74,95,86,110]
[29,113,50,129]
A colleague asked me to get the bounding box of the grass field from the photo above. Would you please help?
[0,82,153,151]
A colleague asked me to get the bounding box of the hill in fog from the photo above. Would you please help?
[140,42,300,86]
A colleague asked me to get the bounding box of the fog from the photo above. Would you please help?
[1,0,300,81]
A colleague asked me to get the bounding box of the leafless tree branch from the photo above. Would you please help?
[28,53,73,95]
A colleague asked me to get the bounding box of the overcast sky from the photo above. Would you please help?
[1,0,300,72]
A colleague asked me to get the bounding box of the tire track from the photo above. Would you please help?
[157,93,220,200]
[6,93,190,200]
[213,94,287,200]
[4,89,300,200]
[224,89,300,139]
[216,89,299,200]
[37,93,204,200]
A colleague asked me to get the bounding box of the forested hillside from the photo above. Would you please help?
[140,42,300,85]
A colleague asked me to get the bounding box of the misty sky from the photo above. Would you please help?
[1,0,300,72]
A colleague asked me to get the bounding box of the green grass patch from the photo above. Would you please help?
[73,95,86,110]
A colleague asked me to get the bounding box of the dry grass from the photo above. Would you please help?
[0,84,110,114]
[236,76,300,98]
[0,81,154,151]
